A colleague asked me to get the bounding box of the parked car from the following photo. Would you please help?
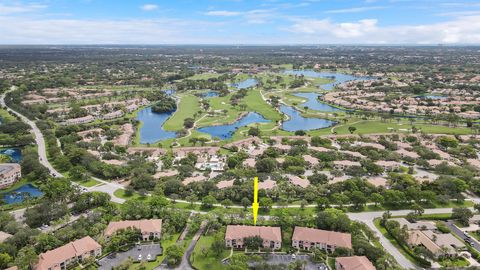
[138,254,142,261]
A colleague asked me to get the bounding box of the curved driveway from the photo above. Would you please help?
[1,87,125,203]
[1,87,62,177]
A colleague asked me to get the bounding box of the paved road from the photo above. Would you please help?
[446,221,480,253]
[1,87,126,204]
[176,221,206,270]
[347,207,470,270]
[1,87,62,177]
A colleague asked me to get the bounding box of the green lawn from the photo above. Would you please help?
[163,94,201,131]
[188,73,221,80]
[113,189,147,201]
[438,257,469,268]
[191,235,230,270]
[76,178,100,187]
[241,90,282,122]
[197,93,242,127]
[0,108,15,122]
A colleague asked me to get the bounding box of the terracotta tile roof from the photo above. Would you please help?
[303,155,319,165]
[336,256,376,270]
[287,174,310,188]
[153,170,179,179]
[258,179,277,190]
[105,219,162,237]
[292,227,352,249]
[0,231,13,243]
[36,236,101,270]
[216,180,235,189]
[225,225,281,242]
[334,160,361,167]
[367,177,387,187]
[182,175,207,185]
[243,158,256,167]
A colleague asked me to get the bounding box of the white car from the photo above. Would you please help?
[291,254,296,260]
[147,254,152,261]
[138,254,142,261]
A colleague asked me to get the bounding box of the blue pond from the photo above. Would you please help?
[0,148,22,162]
[136,107,177,144]
[231,78,258,89]
[199,91,219,98]
[197,112,270,140]
[280,105,336,132]
[292,92,342,112]
[162,89,176,96]
[3,184,43,204]
[284,70,372,90]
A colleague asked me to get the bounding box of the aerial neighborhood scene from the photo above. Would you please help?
[1,0,480,270]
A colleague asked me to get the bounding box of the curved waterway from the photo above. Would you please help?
[136,107,177,144]
[292,92,342,112]
[197,112,270,140]
[280,105,336,132]
[284,70,373,90]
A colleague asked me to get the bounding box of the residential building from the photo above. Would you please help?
[389,218,436,230]
[65,115,95,125]
[102,110,124,120]
[336,256,376,270]
[0,163,21,189]
[36,236,102,270]
[225,225,281,250]
[287,174,310,188]
[104,219,162,241]
[407,230,464,257]
[333,160,361,170]
[0,231,12,243]
[292,227,352,252]
[374,160,401,171]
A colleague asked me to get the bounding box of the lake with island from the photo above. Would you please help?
[3,183,43,204]
[284,70,373,90]
[197,112,270,140]
[280,105,336,132]
[136,107,177,144]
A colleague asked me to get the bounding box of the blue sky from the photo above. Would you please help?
[1,0,480,44]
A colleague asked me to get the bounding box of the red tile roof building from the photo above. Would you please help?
[36,236,101,270]
[225,225,281,250]
[336,256,376,270]
[104,219,162,241]
[292,227,352,252]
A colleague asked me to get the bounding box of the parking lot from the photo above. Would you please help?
[260,254,328,270]
[98,243,162,270]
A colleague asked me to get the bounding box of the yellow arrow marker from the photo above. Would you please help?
[252,176,259,226]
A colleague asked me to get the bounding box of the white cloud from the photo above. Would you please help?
[141,4,158,11]
[290,19,378,38]
[205,9,273,24]
[205,10,241,16]
[0,3,47,15]
[289,15,480,44]
[0,16,230,44]
[326,6,386,14]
